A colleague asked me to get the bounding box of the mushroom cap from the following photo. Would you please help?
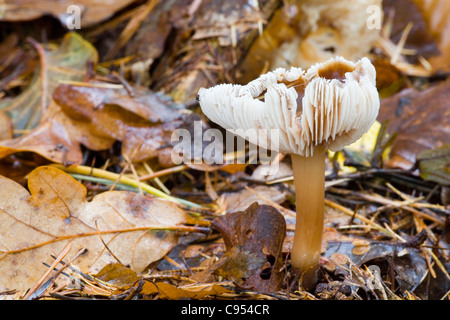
[198,56,380,156]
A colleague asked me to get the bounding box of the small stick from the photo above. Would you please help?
[23,242,72,300]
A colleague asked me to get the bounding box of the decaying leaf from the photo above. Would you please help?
[211,203,286,292]
[0,32,98,130]
[0,34,37,92]
[220,185,288,214]
[140,281,234,300]
[378,79,450,169]
[0,166,190,293]
[0,79,215,166]
[0,110,84,164]
[148,0,279,102]
[212,246,267,285]
[325,240,429,294]
[94,263,140,289]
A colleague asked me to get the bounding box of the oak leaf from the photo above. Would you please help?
[0,166,189,293]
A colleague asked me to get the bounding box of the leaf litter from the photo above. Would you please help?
[0,0,449,301]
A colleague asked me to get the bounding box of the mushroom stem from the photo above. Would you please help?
[290,147,326,288]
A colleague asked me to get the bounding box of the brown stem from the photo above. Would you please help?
[290,148,326,289]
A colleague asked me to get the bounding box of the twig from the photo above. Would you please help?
[324,199,393,237]
[139,164,188,181]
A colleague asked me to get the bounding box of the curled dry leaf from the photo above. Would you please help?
[0,80,213,166]
[0,32,98,131]
[52,83,212,164]
[0,166,189,293]
[325,240,429,294]
[0,34,37,92]
[140,281,233,300]
[211,203,286,293]
[0,108,85,164]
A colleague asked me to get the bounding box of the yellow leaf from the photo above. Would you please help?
[141,281,233,299]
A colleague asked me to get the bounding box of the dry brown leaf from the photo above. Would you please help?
[211,203,286,292]
[0,113,84,164]
[0,79,212,165]
[220,185,288,214]
[0,34,37,92]
[378,79,450,169]
[94,263,140,289]
[0,33,98,131]
[52,83,211,164]
[0,0,136,28]
[0,166,189,293]
[140,281,233,300]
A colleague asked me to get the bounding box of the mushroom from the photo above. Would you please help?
[198,56,380,288]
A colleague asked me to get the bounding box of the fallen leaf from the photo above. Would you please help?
[140,281,233,300]
[211,203,286,292]
[94,263,140,289]
[52,83,222,165]
[325,240,429,293]
[1,0,136,28]
[371,59,406,98]
[0,34,37,92]
[0,166,190,293]
[378,79,450,169]
[53,84,180,124]
[220,185,288,214]
[212,246,266,285]
[0,112,84,164]
[417,144,450,185]
[0,32,98,130]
